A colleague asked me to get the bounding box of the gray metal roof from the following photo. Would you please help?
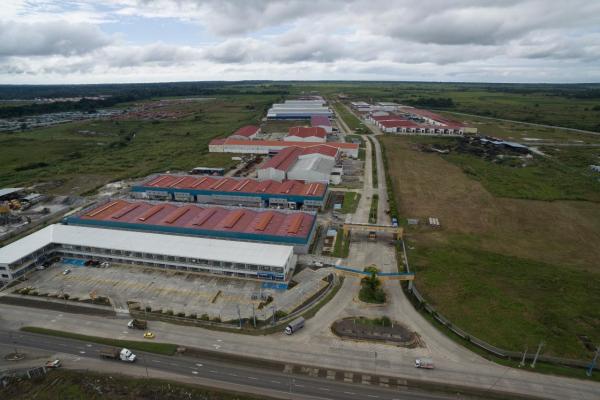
[0,188,24,198]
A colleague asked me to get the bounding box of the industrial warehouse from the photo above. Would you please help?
[132,174,328,210]
[64,200,317,253]
[208,139,359,158]
[257,145,341,184]
[267,97,332,120]
[0,224,296,283]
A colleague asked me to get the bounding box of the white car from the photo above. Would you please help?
[62,269,71,275]
[45,359,62,368]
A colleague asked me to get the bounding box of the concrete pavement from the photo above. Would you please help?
[0,329,468,400]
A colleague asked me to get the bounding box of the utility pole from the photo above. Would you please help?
[271,306,276,325]
[252,304,256,328]
[236,305,242,329]
[530,341,544,369]
[519,346,528,368]
[587,347,599,377]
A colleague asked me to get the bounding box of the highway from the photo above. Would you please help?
[0,328,462,400]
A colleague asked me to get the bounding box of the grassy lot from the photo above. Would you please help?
[0,369,274,400]
[0,95,276,194]
[21,326,178,355]
[340,191,361,214]
[332,230,351,258]
[382,135,600,359]
[369,194,379,224]
[332,101,365,133]
[260,119,299,135]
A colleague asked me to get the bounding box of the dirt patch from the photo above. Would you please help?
[331,317,420,347]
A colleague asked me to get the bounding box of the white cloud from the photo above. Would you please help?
[0,0,599,83]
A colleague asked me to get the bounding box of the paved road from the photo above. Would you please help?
[0,329,462,400]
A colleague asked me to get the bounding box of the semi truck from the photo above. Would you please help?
[100,347,137,362]
[414,358,434,369]
[127,319,147,330]
[284,317,305,335]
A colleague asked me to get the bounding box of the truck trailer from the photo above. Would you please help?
[284,317,305,335]
[100,347,137,362]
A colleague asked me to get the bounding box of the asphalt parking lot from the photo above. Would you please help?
[14,262,329,321]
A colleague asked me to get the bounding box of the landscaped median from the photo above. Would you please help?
[21,327,178,355]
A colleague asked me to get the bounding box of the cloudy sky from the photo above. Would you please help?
[2,0,600,84]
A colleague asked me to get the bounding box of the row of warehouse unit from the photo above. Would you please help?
[64,200,317,254]
[209,138,359,158]
[267,98,332,120]
[0,224,296,283]
[132,175,328,210]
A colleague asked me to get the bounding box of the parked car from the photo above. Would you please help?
[62,269,71,275]
[45,359,62,368]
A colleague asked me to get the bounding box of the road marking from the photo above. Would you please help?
[247,376,258,380]
[319,387,330,391]
[295,384,305,388]
[213,345,221,350]
[343,392,355,395]
[195,363,203,367]
[209,370,218,373]
[228,373,238,377]
[270,380,280,384]
[367,396,378,398]
[79,351,85,354]
[86,344,92,347]
[192,371,198,375]
[152,360,161,363]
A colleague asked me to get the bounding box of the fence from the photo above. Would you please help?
[401,243,598,371]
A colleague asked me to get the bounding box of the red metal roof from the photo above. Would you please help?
[80,200,315,239]
[214,139,358,150]
[140,174,327,197]
[301,145,339,158]
[261,146,303,171]
[287,126,327,139]
[231,125,260,138]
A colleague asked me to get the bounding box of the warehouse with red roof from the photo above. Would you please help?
[257,145,341,183]
[284,126,327,142]
[228,125,261,140]
[132,174,328,210]
[65,199,317,254]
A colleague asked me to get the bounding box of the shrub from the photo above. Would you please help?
[200,314,210,321]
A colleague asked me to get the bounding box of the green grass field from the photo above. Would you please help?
[1,369,273,400]
[331,101,365,133]
[382,135,600,359]
[0,95,276,194]
[410,239,600,358]
[340,191,361,214]
[21,326,178,355]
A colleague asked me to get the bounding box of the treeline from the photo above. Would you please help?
[0,81,290,118]
[405,97,455,108]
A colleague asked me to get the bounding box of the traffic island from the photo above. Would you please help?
[331,317,421,347]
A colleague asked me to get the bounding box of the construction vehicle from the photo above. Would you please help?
[127,319,147,330]
[284,317,305,335]
[415,358,435,369]
[99,347,137,362]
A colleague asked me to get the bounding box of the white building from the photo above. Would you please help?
[0,224,296,284]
